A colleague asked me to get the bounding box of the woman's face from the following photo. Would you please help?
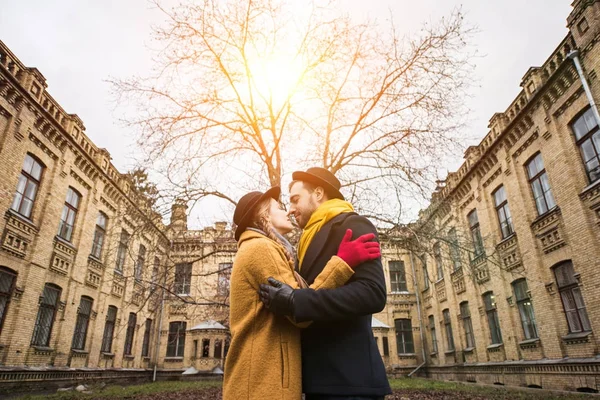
[268,198,294,235]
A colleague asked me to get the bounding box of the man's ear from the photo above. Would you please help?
[314,186,326,202]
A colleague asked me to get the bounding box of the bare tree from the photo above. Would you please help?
[112,0,475,223]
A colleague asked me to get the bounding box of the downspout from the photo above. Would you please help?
[567,50,600,126]
[408,251,427,377]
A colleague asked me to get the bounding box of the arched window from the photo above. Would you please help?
[11,153,44,219]
[554,261,591,333]
[460,301,475,349]
[71,296,93,350]
[525,153,556,215]
[90,212,108,259]
[57,187,81,242]
[101,305,118,353]
[512,279,538,339]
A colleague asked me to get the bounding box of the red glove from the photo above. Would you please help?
[336,229,381,270]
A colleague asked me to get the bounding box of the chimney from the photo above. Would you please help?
[170,199,188,232]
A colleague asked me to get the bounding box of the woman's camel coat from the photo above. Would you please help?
[223,230,354,400]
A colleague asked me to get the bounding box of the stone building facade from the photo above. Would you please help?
[0,0,600,394]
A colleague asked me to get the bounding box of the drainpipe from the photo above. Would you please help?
[152,286,165,382]
[408,251,427,377]
[567,50,600,126]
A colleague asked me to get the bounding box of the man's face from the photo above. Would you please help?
[288,182,319,229]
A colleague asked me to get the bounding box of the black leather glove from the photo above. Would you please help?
[259,277,295,317]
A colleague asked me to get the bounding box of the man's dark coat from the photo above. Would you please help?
[294,212,392,397]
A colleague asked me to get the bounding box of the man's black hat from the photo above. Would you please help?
[291,167,344,200]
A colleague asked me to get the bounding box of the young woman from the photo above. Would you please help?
[223,187,381,400]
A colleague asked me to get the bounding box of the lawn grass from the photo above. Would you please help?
[12,377,595,400]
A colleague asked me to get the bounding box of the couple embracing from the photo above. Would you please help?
[223,167,392,400]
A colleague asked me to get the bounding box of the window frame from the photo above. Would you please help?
[525,153,556,216]
[492,185,514,239]
[141,318,152,357]
[389,260,408,292]
[57,187,81,242]
[167,321,187,358]
[468,210,485,258]
[554,261,591,333]
[448,228,462,271]
[123,312,137,356]
[571,107,600,183]
[217,262,232,296]
[115,230,130,273]
[174,263,192,295]
[442,309,455,351]
[460,301,475,349]
[483,291,503,344]
[31,283,62,347]
[395,318,415,354]
[135,244,146,282]
[512,278,538,340]
[71,296,93,350]
[433,243,443,280]
[90,212,108,259]
[0,267,16,335]
[11,154,44,219]
[428,315,438,354]
[101,306,118,353]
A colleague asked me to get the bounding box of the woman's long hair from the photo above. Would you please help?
[250,198,295,271]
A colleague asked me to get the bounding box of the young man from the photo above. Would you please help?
[259,167,391,400]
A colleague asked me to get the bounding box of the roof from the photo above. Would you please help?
[189,320,227,331]
[372,316,391,329]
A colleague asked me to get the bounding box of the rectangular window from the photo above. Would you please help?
[571,107,600,182]
[90,212,107,259]
[483,292,503,344]
[71,296,93,350]
[11,154,43,219]
[526,153,556,215]
[202,338,210,357]
[123,313,137,355]
[57,187,81,242]
[468,210,485,257]
[433,243,443,280]
[141,319,152,357]
[448,228,461,271]
[217,262,232,296]
[421,256,430,290]
[101,306,117,353]
[382,336,389,357]
[442,309,455,351]
[493,186,514,239]
[115,230,130,273]
[512,279,538,339]
[151,256,160,289]
[214,339,223,358]
[193,339,198,358]
[460,302,475,348]
[167,321,186,357]
[31,284,61,346]
[555,261,591,333]
[0,268,16,335]
[395,319,414,354]
[135,244,146,282]
[428,315,438,353]
[175,263,192,295]
[389,261,408,292]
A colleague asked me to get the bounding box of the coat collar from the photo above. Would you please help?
[237,229,268,247]
[300,212,355,278]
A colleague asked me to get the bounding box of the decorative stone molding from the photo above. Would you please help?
[49,237,77,275]
[451,268,466,294]
[531,207,566,254]
[496,234,522,271]
[85,270,101,288]
[1,210,38,258]
[519,338,541,350]
[435,280,447,303]
[580,181,600,225]
[471,256,490,284]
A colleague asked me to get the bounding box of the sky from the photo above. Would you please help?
[0,0,572,228]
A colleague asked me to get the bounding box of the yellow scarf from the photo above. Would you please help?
[298,199,354,268]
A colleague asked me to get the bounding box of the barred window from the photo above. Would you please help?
[175,263,192,295]
[526,153,556,215]
[101,306,117,353]
[460,301,475,348]
[395,319,414,354]
[512,279,538,339]
[483,292,503,344]
[571,107,600,183]
[141,319,152,357]
[167,321,186,357]
[0,267,16,335]
[428,315,438,353]
[115,230,130,273]
[123,313,137,356]
[442,309,455,351]
[90,212,107,259]
[389,261,407,292]
[493,186,514,239]
[554,261,591,333]
[57,187,81,242]
[71,296,93,350]
[11,154,43,219]
[31,284,61,347]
